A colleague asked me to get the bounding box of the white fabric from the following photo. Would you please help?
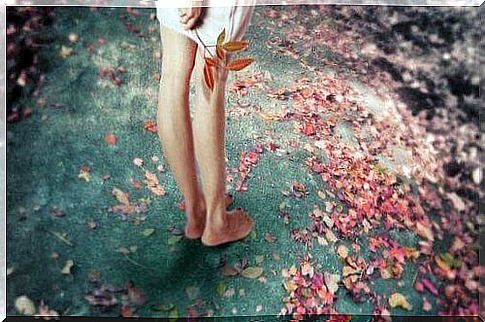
[155,0,255,54]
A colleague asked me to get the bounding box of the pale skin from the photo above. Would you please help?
[157,4,254,246]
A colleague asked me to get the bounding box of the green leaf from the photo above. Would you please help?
[151,303,174,311]
[168,307,178,321]
[142,228,155,236]
[216,281,226,297]
[241,267,263,279]
[168,235,183,246]
[255,255,264,265]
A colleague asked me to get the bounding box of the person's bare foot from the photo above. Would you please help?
[201,208,254,246]
[184,193,234,239]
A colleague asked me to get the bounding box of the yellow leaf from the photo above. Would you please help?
[59,45,73,58]
[61,259,74,275]
[217,29,226,47]
[15,296,36,315]
[222,40,249,52]
[337,245,349,259]
[389,292,413,310]
[416,221,434,241]
[112,187,130,206]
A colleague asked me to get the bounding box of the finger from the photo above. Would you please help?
[179,15,190,24]
[184,17,199,30]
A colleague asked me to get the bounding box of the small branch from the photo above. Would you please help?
[123,254,154,271]
[193,29,215,59]
[46,229,74,247]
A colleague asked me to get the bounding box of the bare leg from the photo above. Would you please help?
[192,48,254,246]
[157,26,205,239]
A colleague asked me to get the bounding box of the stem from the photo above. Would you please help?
[193,29,215,59]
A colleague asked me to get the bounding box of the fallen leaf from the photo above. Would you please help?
[292,181,308,198]
[86,220,97,229]
[168,307,178,321]
[117,247,131,255]
[221,264,238,277]
[337,245,349,259]
[325,229,338,243]
[78,166,91,182]
[59,46,73,58]
[422,297,432,311]
[324,272,340,294]
[133,158,144,167]
[416,221,434,241]
[120,304,133,318]
[264,232,276,243]
[61,259,74,275]
[105,133,117,145]
[447,192,465,212]
[142,228,155,236]
[145,171,166,197]
[151,303,174,311]
[216,281,226,297]
[389,292,412,310]
[112,187,130,206]
[49,207,65,218]
[168,235,183,246]
[301,261,314,277]
[15,296,36,315]
[35,300,59,320]
[241,266,263,279]
[185,286,200,300]
[128,283,147,305]
[144,120,158,133]
[224,287,236,298]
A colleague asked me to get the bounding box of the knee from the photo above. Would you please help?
[161,55,195,85]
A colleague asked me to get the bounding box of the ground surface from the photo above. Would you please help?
[6,5,483,320]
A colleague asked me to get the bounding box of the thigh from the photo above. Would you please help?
[160,25,198,82]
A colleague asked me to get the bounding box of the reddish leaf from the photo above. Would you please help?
[204,57,217,67]
[203,64,214,91]
[128,284,147,306]
[23,107,33,118]
[120,304,133,317]
[421,278,439,296]
[226,58,254,71]
[216,46,226,61]
[105,133,117,145]
[143,120,158,133]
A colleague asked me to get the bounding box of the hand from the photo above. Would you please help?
[178,2,204,30]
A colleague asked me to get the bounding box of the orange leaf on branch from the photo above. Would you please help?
[216,46,226,61]
[203,63,215,91]
[222,40,249,52]
[226,58,255,71]
[217,28,226,47]
[204,57,217,67]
